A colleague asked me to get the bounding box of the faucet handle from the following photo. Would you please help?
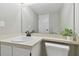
[25,31,29,33]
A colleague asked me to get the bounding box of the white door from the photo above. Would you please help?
[38,14,49,33]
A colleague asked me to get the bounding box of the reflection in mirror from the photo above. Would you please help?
[21,3,74,36]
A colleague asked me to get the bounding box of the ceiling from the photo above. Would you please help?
[28,3,63,14]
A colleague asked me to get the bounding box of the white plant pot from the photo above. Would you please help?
[66,36,73,41]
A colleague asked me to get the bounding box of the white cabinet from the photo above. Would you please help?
[13,42,41,56]
[45,42,69,56]
[31,42,41,56]
[1,43,12,56]
[13,46,30,56]
[0,41,41,56]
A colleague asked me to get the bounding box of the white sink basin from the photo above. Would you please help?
[11,36,31,42]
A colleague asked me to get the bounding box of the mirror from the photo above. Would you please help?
[21,3,74,35]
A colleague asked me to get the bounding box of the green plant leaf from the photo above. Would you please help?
[60,28,73,36]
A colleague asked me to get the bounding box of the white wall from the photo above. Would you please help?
[0,3,21,37]
[22,4,38,33]
[0,3,74,37]
[49,12,61,34]
[37,3,74,34]
[60,3,74,31]
[38,12,61,34]
[75,3,79,35]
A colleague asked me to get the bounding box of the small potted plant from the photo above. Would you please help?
[60,28,73,40]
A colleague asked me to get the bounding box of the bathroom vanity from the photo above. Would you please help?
[0,36,42,56]
[0,33,79,56]
[31,33,79,56]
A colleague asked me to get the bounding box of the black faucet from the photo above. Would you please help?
[25,31,31,36]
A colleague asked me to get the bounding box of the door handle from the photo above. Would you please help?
[46,29,48,31]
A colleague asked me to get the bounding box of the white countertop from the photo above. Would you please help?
[31,33,79,45]
[0,35,42,47]
[0,33,79,47]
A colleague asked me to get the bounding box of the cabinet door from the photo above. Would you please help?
[1,43,12,56]
[13,46,30,56]
[32,42,41,56]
